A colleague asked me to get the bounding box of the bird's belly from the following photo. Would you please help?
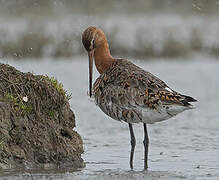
[141,108,172,124]
[142,105,189,124]
[94,94,190,124]
[97,103,124,122]
[96,100,142,123]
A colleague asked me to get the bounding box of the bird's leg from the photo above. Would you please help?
[143,123,149,169]
[128,123,136,169]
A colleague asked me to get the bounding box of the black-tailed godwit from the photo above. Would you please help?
[82,26,197,170]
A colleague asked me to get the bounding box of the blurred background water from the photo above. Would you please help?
[0,0,219,59]
[0,0,219,179]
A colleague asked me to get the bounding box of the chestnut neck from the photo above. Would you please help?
[94,42,115,74]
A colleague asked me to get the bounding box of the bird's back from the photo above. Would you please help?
[93,59,196,124]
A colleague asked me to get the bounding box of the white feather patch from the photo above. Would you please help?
[141,104,190,124]
[165,87,173,92]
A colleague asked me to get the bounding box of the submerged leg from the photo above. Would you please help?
[128,123,136,169]
[143,123,149,169]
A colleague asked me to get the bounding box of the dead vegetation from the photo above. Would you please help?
[0,64,70,116]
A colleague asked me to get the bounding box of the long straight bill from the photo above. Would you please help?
[88,50,94,98]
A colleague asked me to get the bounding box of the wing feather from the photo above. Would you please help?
[93,59,197,122]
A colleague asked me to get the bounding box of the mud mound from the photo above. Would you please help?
[0,63,84,169]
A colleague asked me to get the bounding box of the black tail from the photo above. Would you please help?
[181,95,197,106]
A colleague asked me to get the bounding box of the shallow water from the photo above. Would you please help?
[1,55,219,179]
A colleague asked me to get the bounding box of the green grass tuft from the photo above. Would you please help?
[48,111,55,118]
[45,76,72,101]
[5,93,32,115]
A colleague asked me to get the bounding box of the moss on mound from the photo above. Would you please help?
[0,63,84,170]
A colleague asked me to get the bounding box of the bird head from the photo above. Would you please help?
[82,26,106,52]
[82,26,107,97]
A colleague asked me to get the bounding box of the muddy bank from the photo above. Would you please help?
[0,63,84,170]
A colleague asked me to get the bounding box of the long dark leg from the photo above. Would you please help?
[128,123,136,169]
[143,123,149,169]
